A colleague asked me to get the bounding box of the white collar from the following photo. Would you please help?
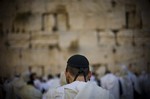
[62,81,87,92]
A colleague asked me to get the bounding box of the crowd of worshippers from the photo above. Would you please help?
[0,55,150,99]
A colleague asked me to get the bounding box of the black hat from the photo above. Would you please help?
[67,54,89,68]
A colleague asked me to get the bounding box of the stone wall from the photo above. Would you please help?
[0,0,150,77]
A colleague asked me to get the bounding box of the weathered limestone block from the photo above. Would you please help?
[7,33,30,48]
[7,33,30,40]
[117,29,133,46]
[114,46,138,63]
[0,1,15,32]
[43,14,55,32]
[31,32,59,48]
[83,13,107,30]
[69,13,85,30]
[120,0,137,5]
[30,0,45,13]
[79,31,97,48]
[0,37,7,49]
[86,47,114,65]
[133,29,150,38]
[96,14,108,29]
[133,29,150,46]
[145,47,150,61]
[106,8,125,29]
[22,49,53,66]
[59,31,79,49]
[16,0,31,12]
[1,17,13,33]
[134,38,146,47]
[78,30,114,64]
[141,11,150,29]
[14,13,42,32]
[57,13,68,31]
[45,0,60,12]
[136,0,150,29]
[99,30,115,46]
[0,1,16,17]
[25,13,42,31]
[21,49,65,74]
[0,49,20,67]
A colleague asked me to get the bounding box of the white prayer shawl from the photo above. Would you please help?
[90,75,98,85]
[144,74,150,98]
[101,73,120,99]
[4,77,19,99]
[127,71,141,94]
[139,72,146,93]
[119,76,134,99]
[15,84,42,99]
[34,79,42,90]
[43,81,114,99]
[45,77,61,91]
[139,73,150,98]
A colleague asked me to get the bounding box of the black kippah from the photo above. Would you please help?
[67,54,89,68]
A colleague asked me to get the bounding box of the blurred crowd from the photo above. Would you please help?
[0,64,150,99]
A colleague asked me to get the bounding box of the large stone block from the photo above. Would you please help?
[45,0,60,12]
[69,13,85,30]
[106,8,125,29]
[0,37,7,49]
[133,29,150,47]
[16,0,32,12]
[42,14,55,32]
[99,30,115,46]
[7,33,30,40]
[21,49,65,74]
[1,16,14,33]
[114,46,139,63]
[59,31,79,49]
[14,13,42,32]
[57,13,69,31]
[85,46,114,65]
[0,1,16,16]
[133,29,150,38]
[117,29,133,46]
[31,32,59,48]
[21,49,53,66]
[25,13,42,31]
[7,33,30,48]
[79,31,97,48]
[30,0,45,13]
[83,13,107,30]
[0,49,20,67]
[141,11,150,29]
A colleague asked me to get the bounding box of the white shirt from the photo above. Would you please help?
[43,81,114,99]
[127,71,141,94]
[119,76,134,99]
[101,73,120,99]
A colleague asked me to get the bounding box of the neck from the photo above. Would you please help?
[69,76,87,83]
[75,76,86,82]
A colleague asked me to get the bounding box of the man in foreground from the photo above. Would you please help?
[43,54,114,99]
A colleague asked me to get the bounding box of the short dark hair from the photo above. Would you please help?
[66,64,89,77]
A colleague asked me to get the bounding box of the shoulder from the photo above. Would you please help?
[87,82,110,94]
[43,86,65,99]
[75,82,113,99]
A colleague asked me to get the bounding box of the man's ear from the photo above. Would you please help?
[65,71,73,83]
[65,71,69,79]
[87,71,92,80]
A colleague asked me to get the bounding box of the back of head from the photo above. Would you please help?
[66,54,90,83]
